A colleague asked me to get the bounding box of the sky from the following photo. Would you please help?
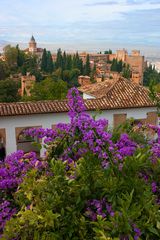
[1,0,160,53]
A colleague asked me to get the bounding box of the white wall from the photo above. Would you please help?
[0,107,157,156]
[83,93,95,99]
[0,113,70,156]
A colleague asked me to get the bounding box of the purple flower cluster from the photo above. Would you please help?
[116,134,137,158]
[151,181,160,204]
[0,150,47,234]
[144,124,160,164]
[132,224,141,240]
[85,198,114,221]
[0,151,46,190]
[0,201,16,233]
[67,87,86,121]
[120,224,141,240]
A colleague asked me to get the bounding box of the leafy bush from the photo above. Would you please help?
[1,88,160,239]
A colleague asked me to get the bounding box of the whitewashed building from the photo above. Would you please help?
[0,78,158,157]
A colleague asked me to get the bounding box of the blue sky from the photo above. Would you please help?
[1,0,160,50]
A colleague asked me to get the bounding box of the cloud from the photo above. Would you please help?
[85,1,118,6]
[1,0,160,49]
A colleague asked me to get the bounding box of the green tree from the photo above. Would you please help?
[62,51,67,70]
[90,62,96,82]
[65,55,72,70]
[0,61,9,80]
[117,60,123,72]
[110,58,117,71]
[111,59,123,73]
[30,77,67,101]
[46,51,54,73]
[0,79,20,102]
[3,45,18,68]
[143,64,160,86]
[41,48,47,72]
[16,45,25,67]
[122,64,131,79]
[84,54,91,76]
[56,48,63,69]
[68,68,80,87]
[104,49,112,54]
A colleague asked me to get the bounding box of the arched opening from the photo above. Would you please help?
[0,129,6,161]
[16,127,41,157]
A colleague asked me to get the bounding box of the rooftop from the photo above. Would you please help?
[78,79,116,98]
[0,78,156,117]
[30,35,35,42]
[78,77,151,99]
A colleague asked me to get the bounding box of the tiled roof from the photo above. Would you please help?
[0,100,69,117]
[78,77,153,101]
[78,79,117,98]
[96,77,155,109]
[0,78,156,117]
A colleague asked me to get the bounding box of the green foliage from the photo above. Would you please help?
[122,64,131,79]
[29,77,67,101]
[16,44,26,67]
[149,80,160,116]
[2,123,160,239]
[84,54,91,76]
[111,118,148,145]
[0,60,9,80]
[0,45,86,102]
[104,49,112,54]
[90,63,97,82]
[3,148,160,239]
[0,78,20,102]
[41,48,48,72]
[41,49,54,73]
[110,59,123,73]
[3,45,18,68]
[143,64,160,86]
[54,49,83,87]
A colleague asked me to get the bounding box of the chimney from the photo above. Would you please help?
[78,75,91,86]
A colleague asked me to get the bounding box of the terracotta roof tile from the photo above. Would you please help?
[0,78,156,117]
[78,80,116,98]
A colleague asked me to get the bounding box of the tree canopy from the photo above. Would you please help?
[28,77,68,101]
[143,64,160,86]
[0,79,20,102]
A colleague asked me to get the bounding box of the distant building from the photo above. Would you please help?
[20,73,36,97]
[78,76,91,86]
[79,49,146,85]
[24,36,43,57]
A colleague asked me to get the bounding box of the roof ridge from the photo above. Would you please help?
[102,77,120,96]
[0,99,68,105]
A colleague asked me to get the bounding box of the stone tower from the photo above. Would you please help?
[29,35,37,53]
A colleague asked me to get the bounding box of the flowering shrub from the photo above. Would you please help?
[0,150,46,236]
[1,87,160,239]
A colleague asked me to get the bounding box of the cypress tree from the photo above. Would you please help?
[41,48,47,72]
[117,60,123,73]
[63,51,67,70]
[16,45,25,67]
[111,59,117,72]
[46,51,53,73]
[78,58,83,74]
[56,48,63,69]
[66,55,72,70]
[84,54,91,76]
[72,54,76,68]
